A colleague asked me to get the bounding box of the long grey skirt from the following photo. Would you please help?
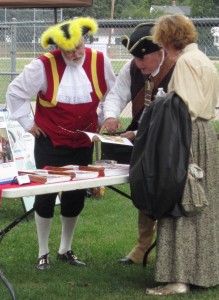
[154,119,219,287]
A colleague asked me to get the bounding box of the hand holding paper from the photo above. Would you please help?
[80,131,133,146]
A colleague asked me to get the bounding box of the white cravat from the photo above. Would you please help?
[57,56,93,105]
[57,56,92,104]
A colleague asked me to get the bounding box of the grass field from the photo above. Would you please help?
[1,187,219,300]
[0,111,218,299]
[0,53,219,299]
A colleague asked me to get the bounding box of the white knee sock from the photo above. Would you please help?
[58,216,78,254]
[35,212,52,258]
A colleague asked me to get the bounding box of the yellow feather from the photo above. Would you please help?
[41,17,98,51]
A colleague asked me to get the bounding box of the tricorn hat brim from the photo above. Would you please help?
[121,23,161,58]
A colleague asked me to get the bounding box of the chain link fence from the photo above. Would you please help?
[0,10,219,123]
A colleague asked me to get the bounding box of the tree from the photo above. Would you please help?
[61,0,219,19]
[191,0,219,17]
[63,1,111,19]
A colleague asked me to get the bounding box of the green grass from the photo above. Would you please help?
[0,55,218,299]
[212,120,219,140]
[0,187,219,299]
[214,61,219,72]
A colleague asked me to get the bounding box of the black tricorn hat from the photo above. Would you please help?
[121,23,161,58]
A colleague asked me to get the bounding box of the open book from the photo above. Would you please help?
[79,131,133,146]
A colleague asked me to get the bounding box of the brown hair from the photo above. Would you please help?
[151,14,198,50]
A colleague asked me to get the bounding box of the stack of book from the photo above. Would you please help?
[18,162,129,184]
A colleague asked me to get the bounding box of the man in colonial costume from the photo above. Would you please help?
[6,17,115,270]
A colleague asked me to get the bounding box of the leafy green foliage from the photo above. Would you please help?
[191,0,219,17]
[62,0,219,19]
[0,1,218,20]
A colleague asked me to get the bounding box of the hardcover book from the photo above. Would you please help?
[88,163,130,177]
[27,173,72,184]
[71,170,99,180]
[18,170,72,184]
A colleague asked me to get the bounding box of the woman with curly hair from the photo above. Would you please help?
[145,14,219,296]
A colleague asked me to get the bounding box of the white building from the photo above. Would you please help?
[211,27,219,50]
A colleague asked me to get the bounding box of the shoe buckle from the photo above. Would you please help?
[39,258,47,265]
[70,253,78,260]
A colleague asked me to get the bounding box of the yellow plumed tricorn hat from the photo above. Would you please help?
[41,17,98,51]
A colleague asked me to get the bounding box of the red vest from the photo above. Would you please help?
[35,48,107,148]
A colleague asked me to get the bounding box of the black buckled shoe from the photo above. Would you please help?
[57,250,86,266]
[118,257,134,265]
[37,253,50,270]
